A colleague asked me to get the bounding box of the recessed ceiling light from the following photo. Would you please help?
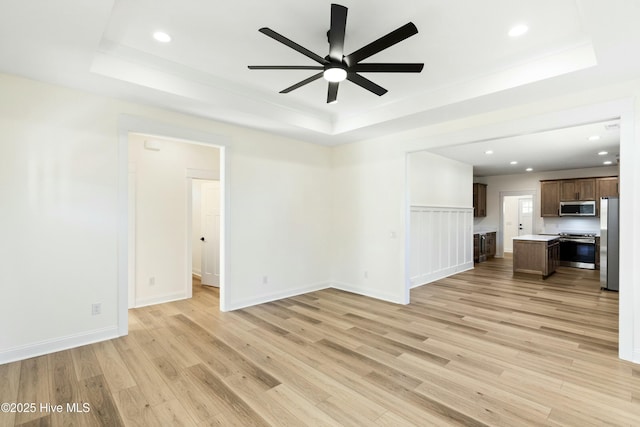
[153,31,172,43]
[508,24,529,37]
[588,135,600,141]
[526,168,533,172]
[603,161,613,165]
[510,161,518,165]
[598,151,608,155]
[485,150,494,155]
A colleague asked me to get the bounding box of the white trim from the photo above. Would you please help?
[617,99,636,362]
[331,281,407,304]
[134,292,189,308]
[224,282,330,311]
[186,168,218,180]
[410,263,474,289]
[403,152,411,304]
[410,205,475,209]
[0,327,119,365]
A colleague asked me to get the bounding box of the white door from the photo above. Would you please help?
[518,197,533,236]
[200,181,220,287]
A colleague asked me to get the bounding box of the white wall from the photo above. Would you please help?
[2,72,640,364]
[225,134,332,308]
[409,151,472,207]
[0,73,332,363]
[128,136,219,306]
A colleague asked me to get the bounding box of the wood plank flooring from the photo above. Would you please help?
[2,259,639,426]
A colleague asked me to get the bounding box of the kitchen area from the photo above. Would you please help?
[473,174,619,290]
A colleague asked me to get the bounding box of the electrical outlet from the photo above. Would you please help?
[149,277,155,286]
[91,303,101,316]
[364,271,368,279]
[262,276,268,284]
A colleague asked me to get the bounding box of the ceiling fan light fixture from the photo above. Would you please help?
[153,31,172,43]
[323,66,347,82]
[508,24,528,38]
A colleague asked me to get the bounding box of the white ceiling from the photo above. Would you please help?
[430,119,620,177]
[1,0,639,156]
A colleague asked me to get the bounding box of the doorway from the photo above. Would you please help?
[500,192,535,255]
[127,133,223,308]
[192,179,221,288]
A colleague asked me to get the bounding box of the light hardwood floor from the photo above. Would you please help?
[1,259,639,426]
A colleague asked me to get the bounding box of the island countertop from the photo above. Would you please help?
[513,234,560,242]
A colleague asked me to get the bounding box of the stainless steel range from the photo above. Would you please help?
[558,232,597,269]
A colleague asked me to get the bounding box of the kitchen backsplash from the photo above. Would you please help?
[542,217,600,235]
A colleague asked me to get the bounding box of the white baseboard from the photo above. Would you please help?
[192,271,202,278]
[223,282,330,311]
[135,292,188,308]
[0,326,120,365]
[410,262,474,289]
[331,281,406,304]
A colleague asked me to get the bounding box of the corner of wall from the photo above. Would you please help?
[0,326,120,365]
[224,281,331,311]
[330,281,408,305]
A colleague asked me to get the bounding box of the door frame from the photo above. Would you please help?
[498,190,536,258]
[117,115,229,337]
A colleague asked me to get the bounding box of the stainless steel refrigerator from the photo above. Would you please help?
[600,197,619,291]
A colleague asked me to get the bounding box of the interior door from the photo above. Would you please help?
[518,197,533,236]
[200,181,220,287]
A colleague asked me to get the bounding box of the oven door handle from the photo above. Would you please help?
[559,238,596,244]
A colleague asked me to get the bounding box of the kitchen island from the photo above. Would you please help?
[513,235,560,278]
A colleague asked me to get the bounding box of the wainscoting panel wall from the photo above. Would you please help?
[410,206,474,288]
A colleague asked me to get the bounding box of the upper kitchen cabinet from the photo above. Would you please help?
[560,178,596,201]
[540,180,560,217]
[542,176,618,217]
[473,183,487,217]
[596,176,619,199]
[596,176,619,215]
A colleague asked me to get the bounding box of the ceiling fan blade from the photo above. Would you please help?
[328,4,348,62]
[248,65,324,70]
[353,63,424,73]
[344,22,418,66]
[259,28,328,65]
[347,73,387,96]
[280,72,324,93]
[327,82,339,103]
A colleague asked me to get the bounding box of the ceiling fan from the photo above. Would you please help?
[248,3,424,104]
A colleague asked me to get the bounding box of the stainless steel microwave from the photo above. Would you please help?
[559,200,596,216]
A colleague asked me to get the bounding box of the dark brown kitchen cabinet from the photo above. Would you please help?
[513,237,560,278]
[560,178,595,201]
[596,176,619,216]
[596,176,619,199]
[540,180,560,217]
[474,231,496,263]
[473,183,487,217]
[486,232,496,258]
